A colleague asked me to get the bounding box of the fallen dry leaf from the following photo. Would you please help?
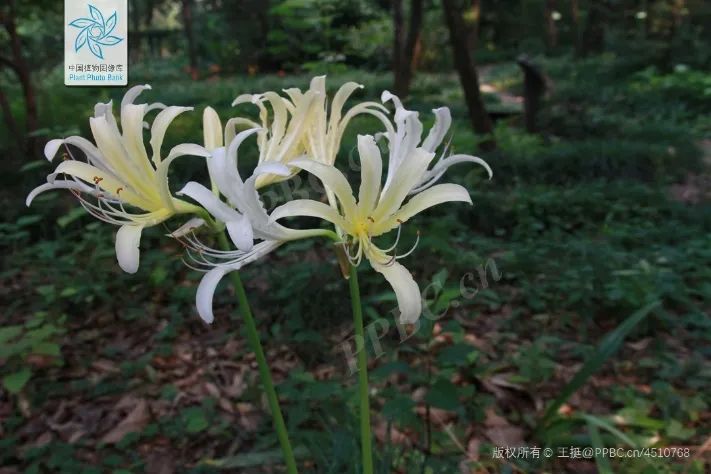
[100,399,150,444]
[483,408,525,447]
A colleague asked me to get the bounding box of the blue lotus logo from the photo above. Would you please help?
[69,4,123,60]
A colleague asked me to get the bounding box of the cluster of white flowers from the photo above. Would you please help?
[28,77,491,325]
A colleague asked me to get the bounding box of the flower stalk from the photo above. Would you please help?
[216,232,298,474]
[348,264,374,474]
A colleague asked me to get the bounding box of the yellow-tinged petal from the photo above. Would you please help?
[90,115,156,199]
[51,160,149,209]
[271,199,349,231]
[289,158,358,219]
[372,148,435,222]
[121,103,155,176]
[356,135,382,218]
[120,84,152,108]
[373,184,472,236]
[203,107,223,151]
[155,143,211,211]
[330,82,363,127]
[149,106,193,165]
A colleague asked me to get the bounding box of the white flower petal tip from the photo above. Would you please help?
[115,225,144,274]
[44,139,64,161]
[372,261,422,324]
[196,267,229,324]
[381,90,395,102]
[166,143,211,160]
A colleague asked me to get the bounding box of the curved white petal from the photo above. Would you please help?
[121,103,154,175]
[44,139,64,161]
[203,107,223,151]
[224,117,261,146]
[310,75,327,95]
[176,181,242,224]
[196,266,227,324]
[165,143,212,161]
[232,93,258,106]
[60,136,115,173]
[289,158,357,218]
[373,148,435,222]
[356,134,382,217]
[211,128,262,203]
[156,143,211,208]
[26,180,95,206]
[116,224,144,274]
[51,160,147,208]
[271,199,348,230]
[422,107,452,153]
[149,106,193,165]
[121,84,151,108]
[370,260,422,324]
[226,213,254,252]
[330,82,363,125]
[94,100,119,134]
[374,184,472,235]
[412,153,492,194]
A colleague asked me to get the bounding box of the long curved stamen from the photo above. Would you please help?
[395,230,421,260]
[345,239,363,267]
[181,256,209,273]
[72,190,129,225]
[383,223,402,253]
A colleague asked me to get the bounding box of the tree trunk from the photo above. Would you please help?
[570,0,581,55]
[181,0,199,80]
[0,83,21,156]
[581,0,606,56]
[545,0,558,50]
[398,0,423,97]
[441,0,495,151]
[393,0,424,97]
[392,0,405,94]
[2,0,39,157]
[465,0,481,52]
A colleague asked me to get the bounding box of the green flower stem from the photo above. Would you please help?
[217,233,298,474]
[349,264,374,474]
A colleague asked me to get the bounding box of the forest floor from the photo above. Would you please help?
[1,57,710,473]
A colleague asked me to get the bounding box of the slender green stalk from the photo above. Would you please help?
[348,264,374,474]
[217,233,298,474]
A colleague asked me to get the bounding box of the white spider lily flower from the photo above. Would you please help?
[175,130,336,323]
[379,91,492,194]
[231,88,318,189]
[26,84,208,273]
[297,75,393,166]
[272,134,490,324]
[231,76,393,188]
